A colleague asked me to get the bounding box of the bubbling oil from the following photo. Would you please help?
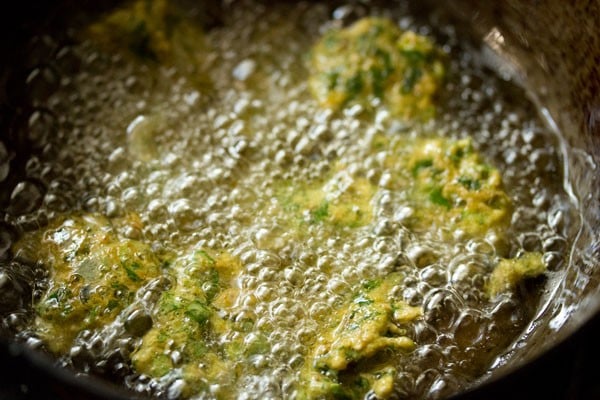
[0,1,579,399]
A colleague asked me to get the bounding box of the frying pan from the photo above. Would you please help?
[0,1,599,399]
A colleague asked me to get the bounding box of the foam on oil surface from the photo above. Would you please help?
[0,2,579,399]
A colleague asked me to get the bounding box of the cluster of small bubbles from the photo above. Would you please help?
[62,277,170,380]
[0,1,583,399]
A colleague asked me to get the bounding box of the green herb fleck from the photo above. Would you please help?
[325,71,340,90]
[149,354,171,376]
[361,279,381,291]
[312,201,329,223]
[195,250,215,265]
[159,293,181,313]
[370,67,385,99]
[345,73,364,98]
[185,301,212,325]
[47,287,69,302]
[458,176,481,190]
[107,299,120,310]
[375,48,394,77]
[411,159,433,177]
[450,148,465,164]
[122,263,141,282]
[343,348,361,362]
[400,49,427,65]
[402,67,422,94]
[189,340,209,357]
[429,187,451,209]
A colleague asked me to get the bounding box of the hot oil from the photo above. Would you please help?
[0,1,580,399]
